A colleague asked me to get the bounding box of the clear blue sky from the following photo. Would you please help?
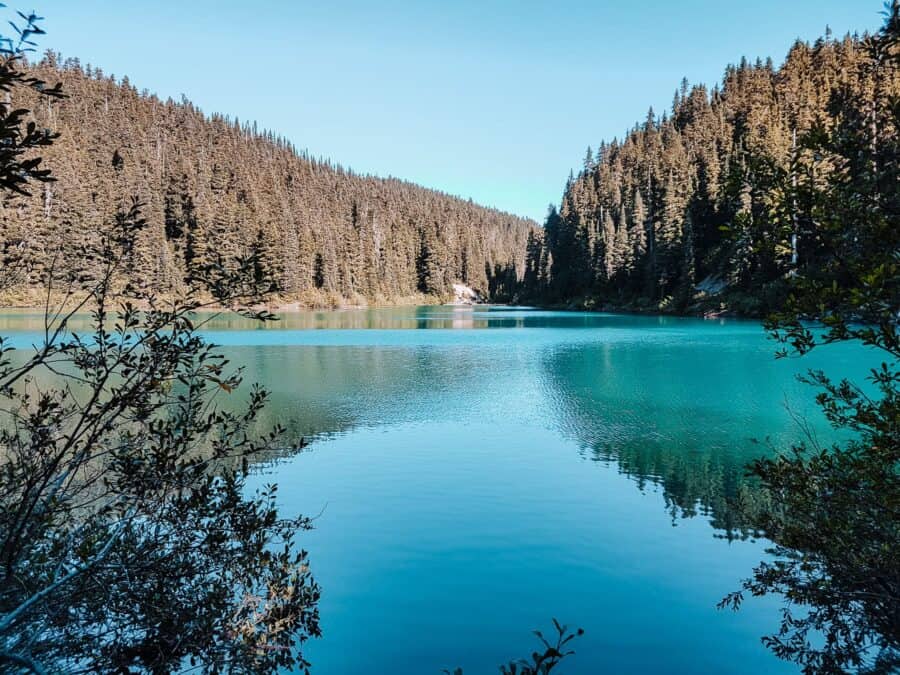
[35,0,885,222]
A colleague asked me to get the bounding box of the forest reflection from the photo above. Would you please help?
[1,307,862,542]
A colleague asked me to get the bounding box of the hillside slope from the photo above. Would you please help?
[523,29,900,314]
[1,54,534,305]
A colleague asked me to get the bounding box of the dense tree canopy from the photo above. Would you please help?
[718,6,899,674]
[526,21,900,315]
[2,2,898,673]
[1,56,534,306]
[532,5,899,672]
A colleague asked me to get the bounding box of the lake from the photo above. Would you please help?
[0,306,871,674]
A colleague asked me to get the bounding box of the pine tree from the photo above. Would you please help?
[3,58,536,305]
[535,23,893,314]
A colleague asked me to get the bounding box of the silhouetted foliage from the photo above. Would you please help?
[0,8,63,197]
[445,620,584,675]
[0,11,319,674]
[720,5,900,674]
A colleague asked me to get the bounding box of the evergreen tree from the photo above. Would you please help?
[534,21,892,314]
[2,58,536,305]
[721,8,900,671]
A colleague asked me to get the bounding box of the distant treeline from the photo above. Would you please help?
[524,27,900,314]
[0,54,534,305]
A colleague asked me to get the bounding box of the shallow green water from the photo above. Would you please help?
[0,306,873,673]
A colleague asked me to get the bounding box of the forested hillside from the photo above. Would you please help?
[0,54,534,305]
[524,28,900,314]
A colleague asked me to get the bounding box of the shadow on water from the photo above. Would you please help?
[537,331,866,538]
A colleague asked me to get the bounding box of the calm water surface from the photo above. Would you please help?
[0,307,872,674]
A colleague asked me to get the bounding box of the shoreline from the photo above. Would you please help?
[0,293,449,315]
[0,283,491,315]
[524,292,768,320]
[0,284,767,321]
[0,298,762,321]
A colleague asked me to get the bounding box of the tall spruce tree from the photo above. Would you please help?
[530,15,898,315]
[719,6,900,672]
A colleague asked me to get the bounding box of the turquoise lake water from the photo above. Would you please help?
[0,306,873,673]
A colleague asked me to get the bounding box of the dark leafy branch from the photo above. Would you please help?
[721,4,900,674]
[0,9,319,674]
[445,620,584,675]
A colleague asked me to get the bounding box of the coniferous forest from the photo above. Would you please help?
[1,3,898,675]
[525,28,900,314]
[0,56,534,306]
[6,27,898,316]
